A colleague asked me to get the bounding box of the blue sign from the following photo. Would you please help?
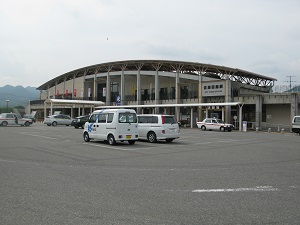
[116,95,121,106]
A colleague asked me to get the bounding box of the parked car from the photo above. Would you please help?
[0,113,32,126]
[137,114,180,143]
[43,114,73,126]
[291,116,300,135]
[23,114,36,123]
[71,115,89,129]
[197,118,234,132]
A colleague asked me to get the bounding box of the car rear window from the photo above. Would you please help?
[162,116,176,124]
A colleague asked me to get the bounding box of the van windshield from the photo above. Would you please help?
[119,113,137,123]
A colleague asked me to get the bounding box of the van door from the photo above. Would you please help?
[117,111,138,140]
[87,114,98,139]
[96,113,107,140]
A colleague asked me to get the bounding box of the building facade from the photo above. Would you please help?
[27,60,299,130]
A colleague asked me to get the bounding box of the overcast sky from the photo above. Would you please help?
[0,0,299,88]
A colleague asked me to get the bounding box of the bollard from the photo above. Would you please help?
[256,127,259,132]
[281,128,284,134]
[268,128,271,133]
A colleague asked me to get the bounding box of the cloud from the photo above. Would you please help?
[0,0,299,87]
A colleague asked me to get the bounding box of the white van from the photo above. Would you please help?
[83,109,138,145]
[291,116,300,134]
[137,114,180,143]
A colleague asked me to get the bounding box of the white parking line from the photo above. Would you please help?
[192,186,279,193]
[18,132,57,140]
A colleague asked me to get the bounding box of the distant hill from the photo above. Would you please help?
[0,85,40,107]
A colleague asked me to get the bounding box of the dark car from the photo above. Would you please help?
[71,115,90,129]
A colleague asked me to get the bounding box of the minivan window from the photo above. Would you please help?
[119,113,137,123]
[107,113,114,123]
[98,114,106,123]
[163,116,176,124]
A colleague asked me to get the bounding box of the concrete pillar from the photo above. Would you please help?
[106,72,111,106]
[225,78,232,123]
[121,70,125,105]
[155,70,159,113]
[291,93,299,130]
[93,73,97,101]
[175,71,180,121]
[255,95,263,130]
[137,69,141,113]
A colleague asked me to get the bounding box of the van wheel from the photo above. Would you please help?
[107,134,116,145]
[83,132,90,142]
[166,138,174,143]
[128,140,135,145]
[220,127,225,132]
[201,126,206,131]
[147,132,157,143]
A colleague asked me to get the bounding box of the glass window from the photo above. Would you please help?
[163,116,176,124]
[98,114,107,123]
[107,113,114,123]
[89,114,98,123]
[119,113,137,123]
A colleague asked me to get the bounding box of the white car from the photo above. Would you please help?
[0,113,32,126]
[44,114,73,126]
[291,116,300,135]
[197,118,234,132]
[137,114,180,143]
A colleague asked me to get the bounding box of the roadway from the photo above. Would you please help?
[0,124,299,224]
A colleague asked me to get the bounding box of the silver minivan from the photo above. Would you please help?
[137,114,180,143]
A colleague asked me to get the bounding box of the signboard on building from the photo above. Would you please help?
[202,82,225,96]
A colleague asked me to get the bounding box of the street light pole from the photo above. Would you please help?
[6,100,9,112]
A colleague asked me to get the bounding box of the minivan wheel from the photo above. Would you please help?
[107,134,116,145]
[147,131,157,143]
[83,132,90,142]
[128,140,135,145]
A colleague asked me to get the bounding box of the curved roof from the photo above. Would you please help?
[37,59,277,90]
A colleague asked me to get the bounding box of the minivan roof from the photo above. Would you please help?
[92,109,136,113]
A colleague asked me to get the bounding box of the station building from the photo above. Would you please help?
[27,60,300,130]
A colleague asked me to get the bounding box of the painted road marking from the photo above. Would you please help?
[192,186,279,193]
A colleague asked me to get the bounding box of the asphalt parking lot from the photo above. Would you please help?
[1,123,299,225]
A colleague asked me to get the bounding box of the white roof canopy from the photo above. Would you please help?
[45,99,105,106]
[96,102,243,109]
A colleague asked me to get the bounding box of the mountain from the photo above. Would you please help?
[0,85,40,107]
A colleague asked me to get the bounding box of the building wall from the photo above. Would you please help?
[265,104,290,126]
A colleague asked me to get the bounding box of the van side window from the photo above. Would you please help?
[151,116,158,124]
[138,116,147,123]
[107,113,114,123]
[98,114,107,123]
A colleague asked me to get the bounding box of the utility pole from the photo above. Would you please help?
[286,76,296,91]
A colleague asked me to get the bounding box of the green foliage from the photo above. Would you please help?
[0,107,14,113]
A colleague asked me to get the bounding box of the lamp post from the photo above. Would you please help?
[6,100,9,112]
